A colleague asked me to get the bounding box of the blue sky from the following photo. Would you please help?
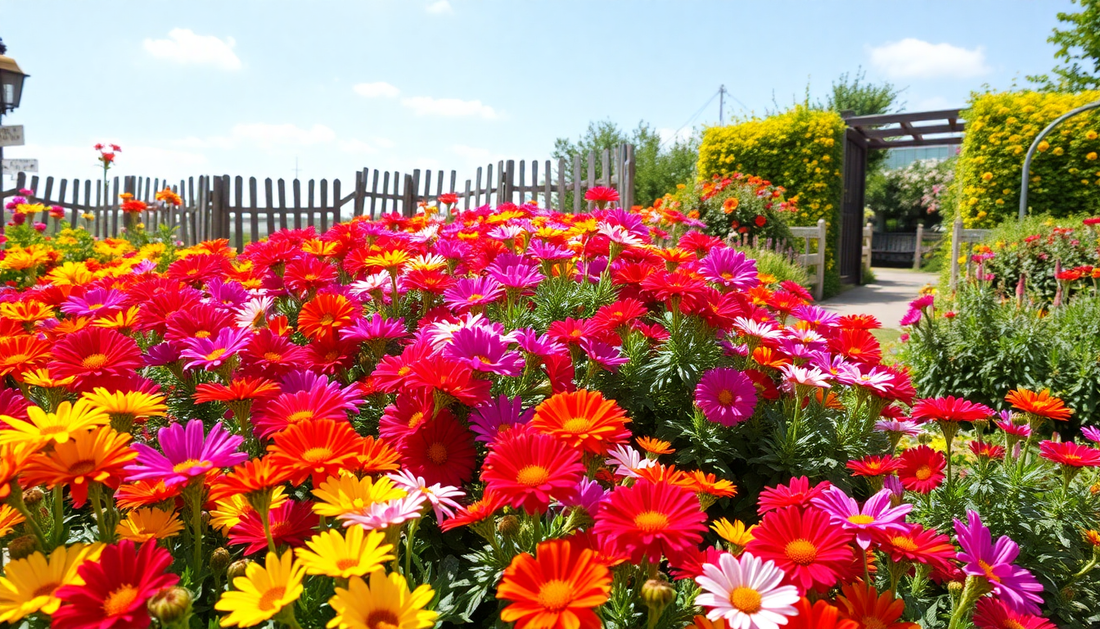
[0,0,1078,187]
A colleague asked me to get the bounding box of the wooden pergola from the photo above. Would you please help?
[837,108,965,283]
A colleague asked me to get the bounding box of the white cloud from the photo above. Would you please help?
[401,96,497,119]
[143,28,242,70]
[338,139,379,155]
[353,82,401,98]
[426,0,453,14]
[868,38,989,79]
[6,142,209,182]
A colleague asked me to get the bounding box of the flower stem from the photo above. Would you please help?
[404,519,420,579]
[51,486,64,546]
[6,481,48,550]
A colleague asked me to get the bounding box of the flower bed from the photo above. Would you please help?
[0,195,1096,628]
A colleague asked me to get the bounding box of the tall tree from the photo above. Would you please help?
[1030,0,1100,91]
[818,68,903,173]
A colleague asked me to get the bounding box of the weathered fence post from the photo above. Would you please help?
[624,144,636,210]
[503,160,515,205]
[211,176,227,241]
[862,222,873,275]
[401,174,416,217]
[913,224,925,270]
[949,217,962,290]
[814,218,827,301]
[123,176,137,233]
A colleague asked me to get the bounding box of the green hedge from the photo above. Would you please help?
[697,106,845,296]
[956,90,1100,228]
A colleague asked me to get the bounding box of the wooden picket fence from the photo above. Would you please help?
[949,217,992,289]
[0,145,637,251]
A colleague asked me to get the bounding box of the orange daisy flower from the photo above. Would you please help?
[496,539,612,629]
[268,419,363,486]
[213,456,293,503]
[751,346,790,369]
[0,503,25,536]
[0,336,52,381]
[835,582,918,629]
[115,479,181,510]
[636,436,674,455]
[530,389,631,455]
[1005,388,1074,421]
[686,470,738,499]
[355,435,402,475]
[22,426,137,508]
[297,293,357,340]
[0,300,55,324]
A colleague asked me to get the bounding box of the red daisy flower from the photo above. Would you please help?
[407,357,493,408]
[972,597,1057,629]
[49,327,142,387]
[592,298,648,333]
[53,540,179,629]
[829,329,882,365]
[969,440,1006,461]
[838,314,882,330]
[298,293,357,340]
[530,389,631,455]
[482,426,584,514]
[239,330,311,379]
[440,489,510,532]
[872,522,956,574]
[896,446,946,493]
[371,340,434,393]
[758,477,833,514]
[398,411,478,487]
[253,386,352,437]
[163,303,235,342]
[228,499,319,555]
[746,506,855,594]
[378,389,434,448]
[283,255,338,297]
[910,396,994,423]
[846,455,902,478]
[1039,440,1100,468]
[267,419,363,485]
[592,479,707,564]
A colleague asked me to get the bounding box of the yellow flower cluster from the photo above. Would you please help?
[697,105,845,292]
[957,90,1100,228]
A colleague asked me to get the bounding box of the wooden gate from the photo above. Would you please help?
[839,128,867,284]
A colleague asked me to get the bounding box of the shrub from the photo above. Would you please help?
[698,106,845,295]
[899,280,1100,431]
[742,246,810,288]
[866,157,955,231]
[955,90,1100,228]
[661,172,796,242]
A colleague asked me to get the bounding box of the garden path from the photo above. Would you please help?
[820,268,938,329]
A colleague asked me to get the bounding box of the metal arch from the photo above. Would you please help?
[1019,99,1100,220]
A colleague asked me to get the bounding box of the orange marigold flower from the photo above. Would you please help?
[496,539,612,629]
[686,470,737,499]
[530,389,631,455]
[635,436,674,455]
[1005,388,1074,421]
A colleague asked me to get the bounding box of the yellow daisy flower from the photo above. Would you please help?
[312,473,406,518]
[0,399,109,449]
[82,387,168,431]
[215,550,305,628]
[328,570,437,629]
[116,507,185,542]
[0,543,103,623]
[711,517,756,549]
[295,526,394,579]
[210,487,288,533]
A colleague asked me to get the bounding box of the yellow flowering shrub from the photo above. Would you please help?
[956,90,1100,227]
[697,106,845,295]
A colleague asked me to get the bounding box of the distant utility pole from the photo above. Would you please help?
[293,157,301,179]
[719,85,727,125]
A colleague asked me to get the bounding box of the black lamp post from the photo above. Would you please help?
[0,51,30,176]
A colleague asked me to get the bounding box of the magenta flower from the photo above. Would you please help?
[179,327,251,370]
[528,239,574,262]
[339,313,408,344]
[791,305,841,328]
[697,247,759,290]
[443,276,504,311]
[899,308,922,327]
[488,261,545,291]
[126,419,247,486]
[469,395,532,444]
[694,368,758,427]
[910,294,935,310]
[1082,426,1100,444]
[60,288,127,317]
[443,325,524,377]
[811,487,912,549]
[779,364,833,390]
[954,510,1045,614]
[580,338,629,373]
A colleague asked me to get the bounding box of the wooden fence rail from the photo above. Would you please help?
[0,145,636,249]
[949,217,992,290]
[788,219,828,300]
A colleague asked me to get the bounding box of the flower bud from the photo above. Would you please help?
[641,578,676,614]
[7,535,39,560]
[22,487,44,507]
[496,515,520,537]
[946,580,964,600]
[148,586,193,625]
[227,559,251,583]
[210,547,231,574]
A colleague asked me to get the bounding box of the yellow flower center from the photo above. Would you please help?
[426,442,448,465]
[68,459,98,476]
[633,510,670,533]
[861,618,888,629]
[467,293,484,302]
[890,536,919,552]
[915,465,932,481]
[82,354,108,370]
[2,353,28,365]
[397,366,411,376]
[287,410,315,424]
[729,586,762,614]
[784,538,818,565]
[717,390,734,405]
[536,579,574,612]
[847,514,875,525]
[516,465,550,487]
[205,348,227,361]
[334,557,360,571]
[195,330,212,338]
[407,412,425,429]
[172,459,212,474]
[978,559,1001,583]
[302,447,333,463]
[263,351,283,362]
[365,609,402,629]
[1002,620,1026,629]
[562,417,592,433]
[257,585,287,611]
[31,581,60,599]
[319,314,335,325]
[102,584,139,616]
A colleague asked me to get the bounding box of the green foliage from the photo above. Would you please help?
[1030,0,1100,92]
[900,280,1100,432]
[743,247,811,288]
[976,215,1100,304]
[866,157,955,231]
[955,90,1100,228]
[818,67,904,173]
[552,119,698,207]
[663,173,796,242]
[697,106,846,296]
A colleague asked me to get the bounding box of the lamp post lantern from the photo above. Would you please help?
[0,52,30,179]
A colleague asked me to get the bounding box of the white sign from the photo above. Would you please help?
[2,159,38,174]
[0,125,24,147]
